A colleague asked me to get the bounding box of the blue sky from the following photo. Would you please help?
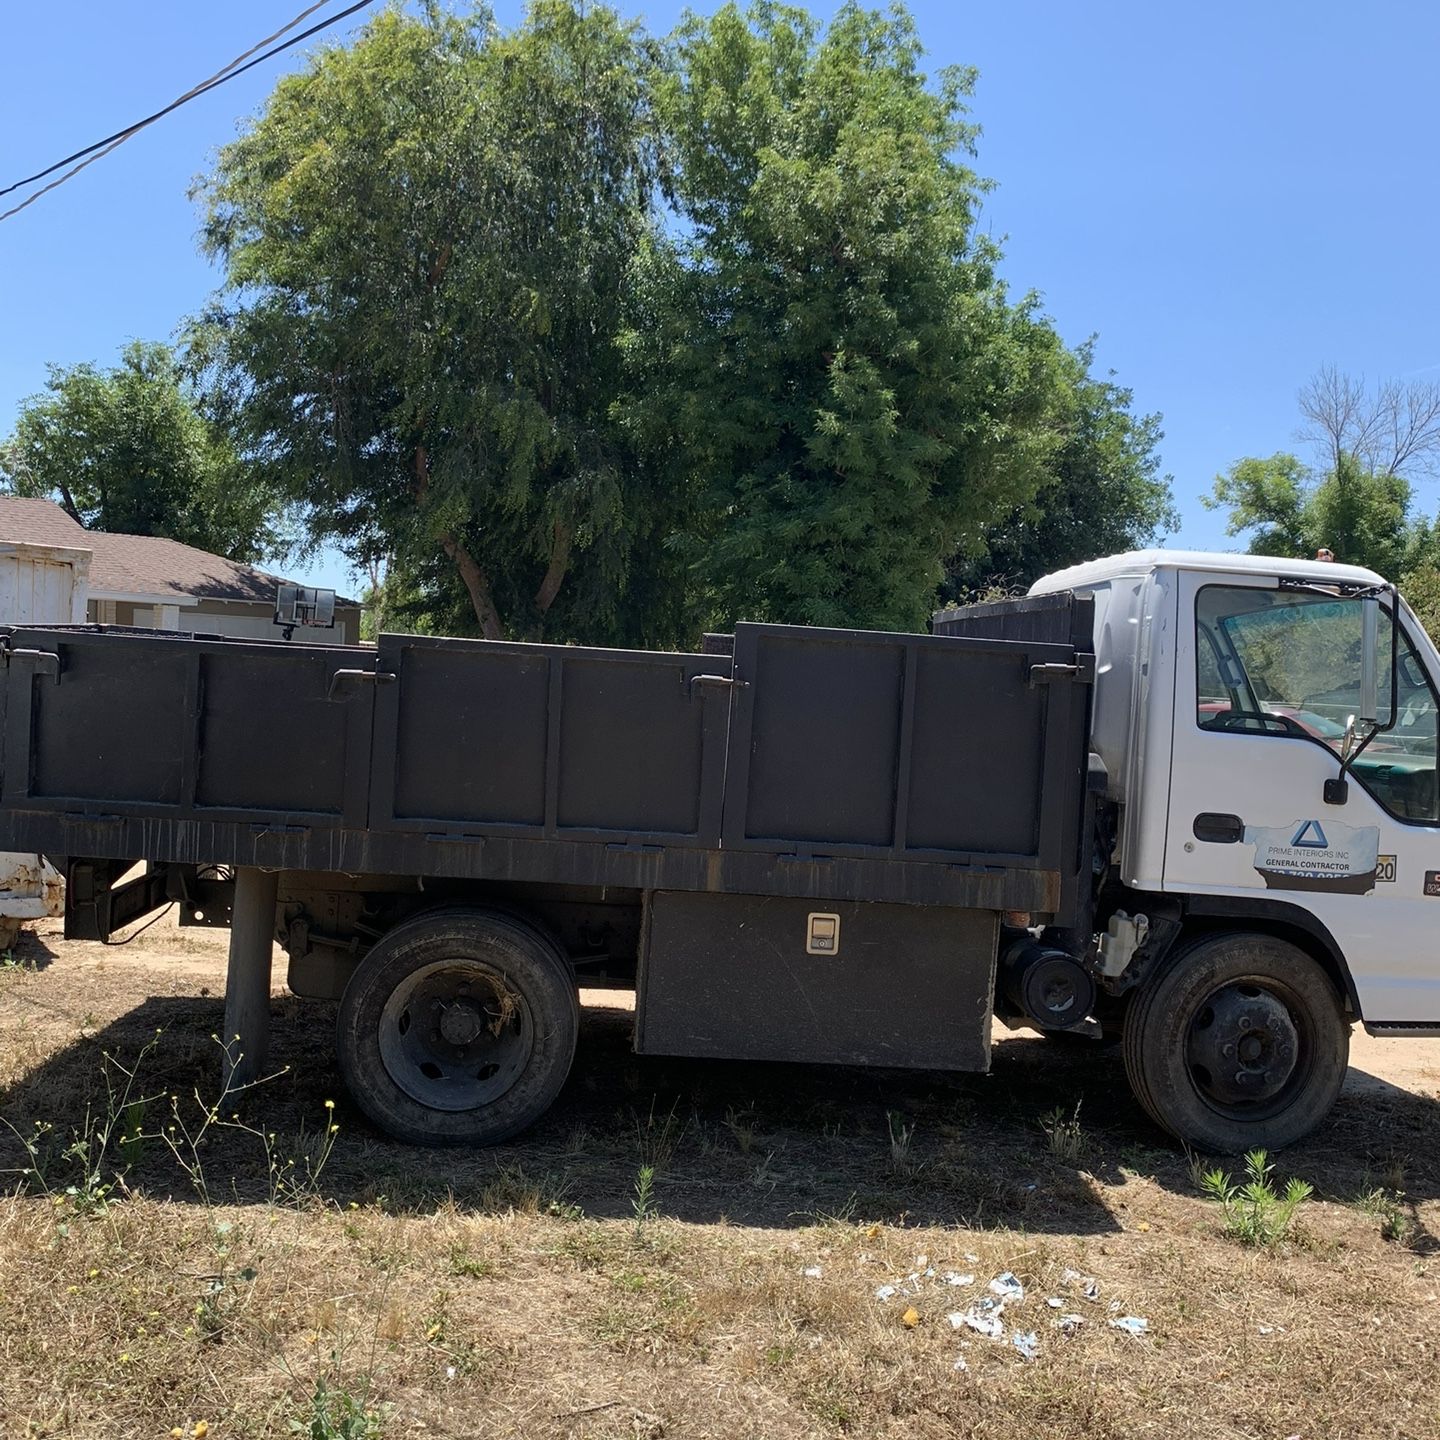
[3,1,1438,596]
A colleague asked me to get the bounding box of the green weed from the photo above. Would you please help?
[1354,1186,1417,1246]
[1200,1149,1312,1247]
[633,1098,686,1171]
[288,1376,387,1439]
[887,1111,916,1176]
[1040,1102,1087,1163]
[632,1162,656,1241]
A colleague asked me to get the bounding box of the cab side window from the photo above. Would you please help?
[1195,585,1440,824]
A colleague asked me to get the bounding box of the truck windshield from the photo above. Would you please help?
[1196,584,1440,823]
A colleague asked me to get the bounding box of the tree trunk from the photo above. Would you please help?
[55,479,82,524]
[534,520,572,616]
[442,531,505,641]
[414,443,505,641]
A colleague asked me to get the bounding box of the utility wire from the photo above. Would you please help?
[0,0,377,223]
[0,0,336,200]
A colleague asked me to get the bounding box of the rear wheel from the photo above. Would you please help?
[1123,932,1349,1152]
[336,908,579,1146]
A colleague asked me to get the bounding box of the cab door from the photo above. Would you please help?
[1163,571,1440,1023]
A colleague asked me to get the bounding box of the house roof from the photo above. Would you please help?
[0,497,89,549]
[0,497,358,608]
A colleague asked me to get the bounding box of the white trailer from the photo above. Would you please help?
[0,540,90,947]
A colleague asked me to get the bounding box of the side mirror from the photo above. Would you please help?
[1359,595,1379,725]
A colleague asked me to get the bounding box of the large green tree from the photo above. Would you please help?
[943,339,1175,596]
[1209,368,1440,578]
[193,2,661,641]
[0,341,283,561]
[1207,450,1434,578]
[626,2,1065,632]
[1207,367,1440,643]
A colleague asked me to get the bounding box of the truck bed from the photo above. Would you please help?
[0,613,1094,922]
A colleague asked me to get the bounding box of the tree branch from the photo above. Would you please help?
[427,241,453,290]
[441,530,505,641]
[55,478,82,524]
[415,443,505,640]
[533,520,572,615]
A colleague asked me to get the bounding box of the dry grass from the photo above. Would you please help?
[0,918,1438,1437]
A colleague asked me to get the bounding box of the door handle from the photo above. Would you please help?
[1192,812,1245,844]
[688,673,749,695]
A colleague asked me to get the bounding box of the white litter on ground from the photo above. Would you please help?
[988,1272,1025,1303]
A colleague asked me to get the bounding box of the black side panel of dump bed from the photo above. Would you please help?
[933,591,1100,921]
[0,628,369,824]
[0,618,1094,919]
[367,634,730,846]
[722,622,1086,880]
[933,590,1096,651]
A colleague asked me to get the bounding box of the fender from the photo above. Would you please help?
[1177,893,1363,1019]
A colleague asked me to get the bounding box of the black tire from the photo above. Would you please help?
[336,907,579,1146]
[1122,932,1349,1153]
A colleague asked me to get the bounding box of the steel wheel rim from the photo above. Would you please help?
[1184,975,1311,1121]
[378,959,533,1112]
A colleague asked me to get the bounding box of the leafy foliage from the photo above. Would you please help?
[1207,450,1436,578]
[193,2,662,640]
[944,340,1175,597]
[0,341,285,562]
[186,0,1170,640]
[632,2,1065,632]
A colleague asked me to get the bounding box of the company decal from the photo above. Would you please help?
[1425,871,1440,898]
[1242,819,1381,895]
[1377,855,1397,883]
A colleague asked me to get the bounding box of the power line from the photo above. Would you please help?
[0,0,377,223]
[0,0,337,200]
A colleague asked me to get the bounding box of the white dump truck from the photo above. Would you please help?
[0,546,1431,1152]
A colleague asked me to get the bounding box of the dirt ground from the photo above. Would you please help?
[0,913,1437,1439]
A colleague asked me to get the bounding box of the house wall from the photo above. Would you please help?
[0,544,90,625]
[190,599,358,645]
[87,598,359,644]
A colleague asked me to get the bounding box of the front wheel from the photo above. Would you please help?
[336,908,579,1146]
[1122,932,1349,1153]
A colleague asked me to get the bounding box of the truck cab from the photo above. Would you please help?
[1030,549,1440,1149]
